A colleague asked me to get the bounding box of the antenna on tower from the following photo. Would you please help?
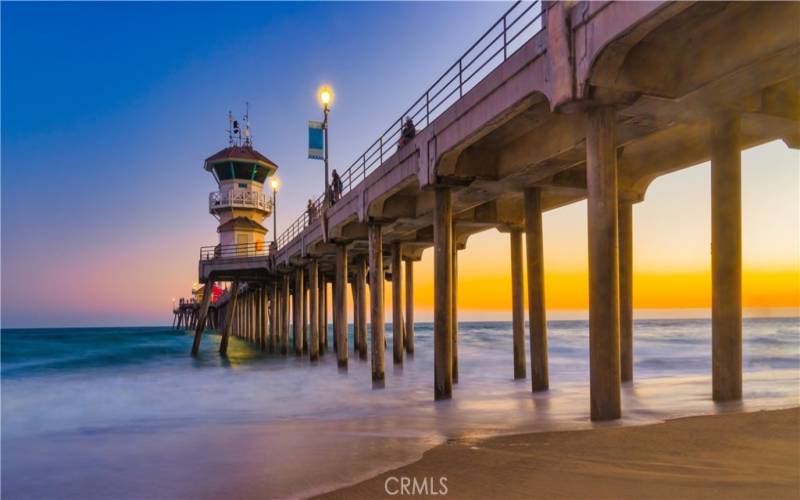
[243,101,252,147]
[227,110,234,146]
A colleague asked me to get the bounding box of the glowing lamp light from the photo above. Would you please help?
[318,85,333,107]
[271,178,280,191]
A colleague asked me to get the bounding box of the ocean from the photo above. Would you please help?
[2,318,799,499]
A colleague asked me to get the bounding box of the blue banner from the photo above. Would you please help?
[308,121,324,160]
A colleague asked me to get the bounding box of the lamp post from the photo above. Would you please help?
[271,177,280,246]
[318,85,333,203]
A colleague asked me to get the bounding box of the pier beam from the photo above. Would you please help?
[711,111,742,402]
[219,280,240,356]
[309,258,320,362]
[293,268,304,355]
[369,223,385,382]
[356,256,368,360]
[586,106,621,421]
[392,243,404,364]
[618,198,634,382]
[510,229,526,380]
[404,258,415,355]
[335,243,349,367]
[191,280,215,356]
[525,188,549,391]
[434,187,453,400]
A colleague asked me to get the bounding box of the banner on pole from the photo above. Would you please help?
[308,121,324,160]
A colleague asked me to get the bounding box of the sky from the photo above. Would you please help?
[2,2,798,328]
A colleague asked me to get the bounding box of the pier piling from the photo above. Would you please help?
[711,111,742,402]
[309,258,320,361]
[618,198,633,383]
[586,107,622,421]
[404,258,415,355]
[191,280,215,356]
[434,187,453,400]
[219,280,240,356]
[392,243,404,364]
[369,223,385,381]
[525,188,549,391]
[511,229,526,380]
[335,243,349,367]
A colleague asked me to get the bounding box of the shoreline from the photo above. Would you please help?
[318,407,800,499]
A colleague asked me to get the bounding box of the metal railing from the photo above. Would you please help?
[200,241,271,261]
[274,1,543,252]
[209,190,272,213]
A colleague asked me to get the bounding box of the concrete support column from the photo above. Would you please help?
[525,188,549,391]
[392,243,404,364]
[309,259,320,361]
[511,229,526,380]
[452,230,459,384]
[404,258,415,355]
[711,112,742,402]
[618,199,634,382]
[219,280,240,356]
[191,280,215,356]
[335,244,349,367]
[281,274,290,355]
[293,269,304,355]
[351,277,360,354]
[356,257,368,360]
[303,278,309,354]
[434,187,453,400]
[587,106,621,421]
[270,282,277,353]
[318,274,326,353]
[369,223,385,382]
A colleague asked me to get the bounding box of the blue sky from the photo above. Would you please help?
[1,1,512,327]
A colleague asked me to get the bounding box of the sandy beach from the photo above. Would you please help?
[320,407,800,499]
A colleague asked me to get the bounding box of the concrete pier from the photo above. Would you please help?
[293,269,304,355]
[434,187,453,400]
[510,229,526,380]
[404,258,415,355]
[711,112,743,402]
[309,259,320,361]
[392,243,404,364]
[351,276,360,355]
[270,282,277,353]
[356,257,368,360]
[618,198,634,383]
[335,243,349,367]
[451,227,458,384]
[281,274,290,355]
[587,107,622,421]
[369,223,385,382]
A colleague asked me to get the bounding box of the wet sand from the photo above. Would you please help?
[319,408,800,499]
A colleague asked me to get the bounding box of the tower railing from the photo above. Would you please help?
[209,190,272,213]
[275,0,543,251]
[200,241,270,261]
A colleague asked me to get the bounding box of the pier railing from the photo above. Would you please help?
[274,0,543,251]
[209,190,272,213]
[200,241,270,261]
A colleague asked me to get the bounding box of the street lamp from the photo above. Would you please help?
[318,85,334,203]
[271,177,280,246]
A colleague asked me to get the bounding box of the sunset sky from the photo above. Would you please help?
[2,2,798,328]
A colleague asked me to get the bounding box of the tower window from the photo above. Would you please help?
[238,183,247,189]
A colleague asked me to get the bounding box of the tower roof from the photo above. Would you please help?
[217,217,267,235]
[204,145,278,171]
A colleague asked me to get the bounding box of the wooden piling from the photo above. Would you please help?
[219,280,240,356]
[392,243,404,364]
[525,187,549,391]
[434,187,453,400]
[369,223,385,381]
[586,107,621,421]
[335,244,349,367]
[511,229,526,379]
